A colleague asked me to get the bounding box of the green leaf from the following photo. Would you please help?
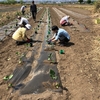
[3,76,9,80]
[9,74,13,79]
[49,69,55,76]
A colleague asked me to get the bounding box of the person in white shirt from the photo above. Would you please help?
[60,15,72,26]
[17,16,29,27]
[20,5,26,15]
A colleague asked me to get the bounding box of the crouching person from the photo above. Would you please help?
[49,25,70,46]
[60,15,72,26]
[12,24,32,45]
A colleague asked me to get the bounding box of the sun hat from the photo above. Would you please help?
[25,24,31,30]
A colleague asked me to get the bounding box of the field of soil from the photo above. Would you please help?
[0,4,100,100]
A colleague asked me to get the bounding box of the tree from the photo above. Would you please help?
[6,0,16,4]
[94,0,100,12]
[20,0,23,4]
[78,0,83,4]
[87,0,91,4]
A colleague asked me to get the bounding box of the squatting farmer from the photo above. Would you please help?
[30,1,37,22]
[60,15,72,26]
[20,5,26,15]
[12,24,32,45]
[48,25,70,46]
[17,16,29,27]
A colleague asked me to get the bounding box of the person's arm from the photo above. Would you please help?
[51,34,56,40]
[18,18,23,25]
[52,32,59,43]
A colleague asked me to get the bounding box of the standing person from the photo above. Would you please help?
[17,16,29,27]
[12,24,32,45]
[48,25,70,46]
[20,5,26,15]
[60,15,72,26]
[30,1,37,22]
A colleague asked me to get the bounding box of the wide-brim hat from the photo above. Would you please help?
[25,24,31,29]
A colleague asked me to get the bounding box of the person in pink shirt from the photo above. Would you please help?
[60,15,72,26]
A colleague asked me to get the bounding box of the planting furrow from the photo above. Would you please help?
[52,7,90,33]
[60,8,89,19]
[15,8,63,95]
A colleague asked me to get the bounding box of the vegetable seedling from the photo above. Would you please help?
[8,84,12,88]
[47,35,49,38]
[3,74,13,81]
[48,31,50,34]
[49,69,58,80]
[55,83,60,89]
[3,76,9,81]
[10,26,12,28]
[16,52,20,55]
[7,58,11,61]
[48,53,52,61]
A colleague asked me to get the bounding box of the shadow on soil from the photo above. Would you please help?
[36,20,47,23]
[66,42,75,47]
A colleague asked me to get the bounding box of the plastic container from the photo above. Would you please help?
[59,50,64,54]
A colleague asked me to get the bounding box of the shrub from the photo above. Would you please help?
[87,0,91,4]
[78,0,83,4]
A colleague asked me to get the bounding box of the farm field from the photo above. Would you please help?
[0,4,100,100]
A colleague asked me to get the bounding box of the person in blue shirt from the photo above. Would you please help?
[50,25,70,45]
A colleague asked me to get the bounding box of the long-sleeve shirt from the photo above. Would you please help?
[30,4,37,13]
[60,16,69,24]
[12,27,27,41]
[53,28,70,41]
[18,17,29,25]
[20,5,25,11]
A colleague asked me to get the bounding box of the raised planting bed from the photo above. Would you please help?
[53,7,90,33]
[5,8,63,95]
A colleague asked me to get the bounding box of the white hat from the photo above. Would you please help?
[25,24,31,30]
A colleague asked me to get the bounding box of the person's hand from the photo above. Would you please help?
[47,40,52,44]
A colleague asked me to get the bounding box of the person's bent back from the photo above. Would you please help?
[12,27,27,42]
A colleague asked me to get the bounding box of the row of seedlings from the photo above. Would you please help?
[33,8,46,34]
[47,8,61,89]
